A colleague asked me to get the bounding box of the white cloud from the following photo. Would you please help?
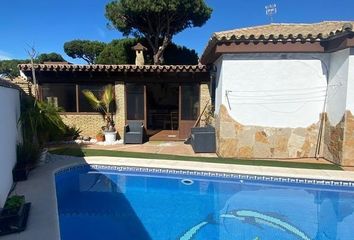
[0,50,12,60]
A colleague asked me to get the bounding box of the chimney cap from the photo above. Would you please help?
[132,43,147,51]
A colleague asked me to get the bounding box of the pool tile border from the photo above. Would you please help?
[56,164,354,189]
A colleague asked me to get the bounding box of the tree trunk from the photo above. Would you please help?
[30,58,39,100]
[152,36,171,65]
[153,51,163,65]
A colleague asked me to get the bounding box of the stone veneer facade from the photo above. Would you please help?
[322,114,345,165]
[60,114,107,138]
[199,83,212,127]
[343,111,354,166]
[323,111,354,166]
[114,82,126,139]
[216,104,354,166]
[216,105,320,159]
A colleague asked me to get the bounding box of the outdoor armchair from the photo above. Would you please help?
[124,121,144,144]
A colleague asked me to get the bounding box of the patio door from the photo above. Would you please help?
[126,83,146,126]
[179,84,200,139]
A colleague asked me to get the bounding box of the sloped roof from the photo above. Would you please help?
[201,21,354,64]
[213,21,354,41]
[18,64,208,73]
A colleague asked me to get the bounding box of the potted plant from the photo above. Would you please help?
[82,84,117,144]
[62,126,82,141]
[96,131,105,142]
[0,195,31,236]
[12,143,41,182]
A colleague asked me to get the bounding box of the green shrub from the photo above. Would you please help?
[19,96,66,145]
[16,142,41,167]
[63,126,82,141]
[4,195,25,211]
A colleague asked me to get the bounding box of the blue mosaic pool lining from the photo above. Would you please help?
[55,164,354,189]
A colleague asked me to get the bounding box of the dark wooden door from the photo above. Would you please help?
[179,84,200,139]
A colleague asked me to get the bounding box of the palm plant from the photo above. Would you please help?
[19,96,67,146]
[82,84,116,131]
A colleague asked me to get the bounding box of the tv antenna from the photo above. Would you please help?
[265,4,277,23]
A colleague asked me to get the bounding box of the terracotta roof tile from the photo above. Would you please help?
[18,64,208,73]
[201,21,354,64]
[214,21,354,40]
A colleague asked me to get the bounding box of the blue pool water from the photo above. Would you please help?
[55,165,354,240]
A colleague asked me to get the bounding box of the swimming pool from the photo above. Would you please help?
[55,165,354,240]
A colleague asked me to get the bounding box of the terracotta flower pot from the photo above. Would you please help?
[96,134,105,142]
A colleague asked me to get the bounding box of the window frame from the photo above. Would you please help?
[125,83,145,121]
[40,83,113,115]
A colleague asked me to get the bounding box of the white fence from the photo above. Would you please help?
[0,80,21,207]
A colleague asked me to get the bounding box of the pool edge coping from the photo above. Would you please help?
[82,156,354,182]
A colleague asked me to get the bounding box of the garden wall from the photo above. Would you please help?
[0,79,21,207]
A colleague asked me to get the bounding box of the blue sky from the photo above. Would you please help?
[0,0,353,63]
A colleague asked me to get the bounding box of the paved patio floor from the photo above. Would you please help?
[85,141,218,157]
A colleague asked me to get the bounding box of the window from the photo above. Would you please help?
[42,84,76,112]
[78,85,106,112]
[126,83,144,120]
[41,83,110,113]
[181,84,199,120]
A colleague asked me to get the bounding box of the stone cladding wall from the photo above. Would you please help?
[216,105,320,159]
[323,111,354,166]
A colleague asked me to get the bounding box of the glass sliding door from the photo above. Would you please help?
[126,83,145,122]
[179,84,200,139]
[146,83,179,130]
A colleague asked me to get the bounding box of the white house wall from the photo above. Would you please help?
[0,86,21,207]
[214,56,223,115]
[321,49,349,164]
[320,48,354,166]
[342,49,354,165]
[214,53,329,159]
[326,48,349,126]
[220,53,328,128]
[213,49,354,165]
[346,49,354,112]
